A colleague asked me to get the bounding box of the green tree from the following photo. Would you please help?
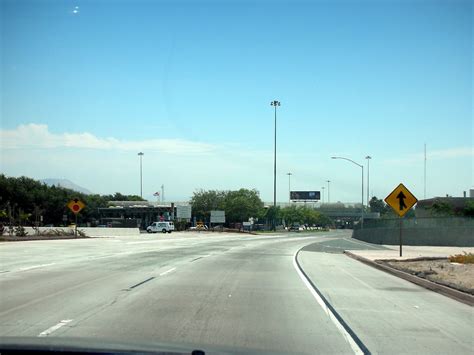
[222,189,264,224]
[463,201,474,217]
[429,200,455,216]
[280,206,332,227]
[263,205,281,228]
[190,189,226,222]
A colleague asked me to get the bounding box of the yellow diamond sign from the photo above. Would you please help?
[384,183,418,217]
[67,198,85,214]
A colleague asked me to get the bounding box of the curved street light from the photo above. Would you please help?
[331,156,364,228]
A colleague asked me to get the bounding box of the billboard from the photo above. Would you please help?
[290,191,320,201]
[210,210,225,223]
[176,205,192,219]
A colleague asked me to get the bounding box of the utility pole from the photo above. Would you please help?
[138,152,144,198]
[424,144,427,199]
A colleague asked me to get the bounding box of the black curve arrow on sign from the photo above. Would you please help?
[397,191,407,211]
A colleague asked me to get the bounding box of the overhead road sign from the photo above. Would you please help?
[384,184,418,217]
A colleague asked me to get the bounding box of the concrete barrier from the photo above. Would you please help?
[22,227,140,237]
[353,217,474,247]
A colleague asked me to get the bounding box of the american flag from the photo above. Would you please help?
[153,191,160,197]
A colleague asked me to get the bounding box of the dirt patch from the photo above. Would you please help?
[378,258,474,295]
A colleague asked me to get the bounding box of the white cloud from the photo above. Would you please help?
[1,123,216,155]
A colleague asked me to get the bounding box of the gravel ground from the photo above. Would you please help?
[379,258,474,295]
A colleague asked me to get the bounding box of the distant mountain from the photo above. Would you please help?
[41,178,92,195]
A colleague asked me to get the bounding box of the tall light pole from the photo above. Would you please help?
[287,172,292,204]
[365,156,371,206]
[327,180,331,203]
[331,156,364,228]
[271,100,280,230]
[321,186,325,204]
[138,152,144,198]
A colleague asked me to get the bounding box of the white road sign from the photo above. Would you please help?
[210,210,225,223]
[176,205,192,220]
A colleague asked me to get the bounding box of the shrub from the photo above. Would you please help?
[448,252,474,264]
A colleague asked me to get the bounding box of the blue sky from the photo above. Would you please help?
[1,0,472,203]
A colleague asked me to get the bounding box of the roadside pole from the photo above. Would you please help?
[399,217,403,257]
[75,213,78,237]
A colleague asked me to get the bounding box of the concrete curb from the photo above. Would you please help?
[344,251,474,307]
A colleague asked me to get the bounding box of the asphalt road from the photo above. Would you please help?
[0,230,472,354]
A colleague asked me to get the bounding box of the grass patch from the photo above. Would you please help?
[448,252,474,264]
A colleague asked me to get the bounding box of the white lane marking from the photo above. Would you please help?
[38,319,72,337]
[293,251,363,355]
[126,241,159,245]
[18,263,56,272]
[159,267,176,276]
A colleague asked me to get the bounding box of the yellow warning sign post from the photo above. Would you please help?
[384,184,418,257]
[67,198,86,237]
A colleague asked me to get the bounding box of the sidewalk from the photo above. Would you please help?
[344,244,474,261]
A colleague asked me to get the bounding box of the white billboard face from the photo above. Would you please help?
[176,205,192,219]
[210,210,225,223]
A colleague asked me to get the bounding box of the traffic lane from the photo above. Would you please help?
[0,232,233,272]
[51,236,355,354]
[0,233,325,338]
[298,249,473,354]
[0,235,246,336]
[0,231,334,274]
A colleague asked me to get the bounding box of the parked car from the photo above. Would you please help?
[289,223,301,232]
[147,221,175,233]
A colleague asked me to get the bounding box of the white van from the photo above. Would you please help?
[147,221,175,234]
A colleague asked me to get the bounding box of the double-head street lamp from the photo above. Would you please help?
[138,152,144,198]
[331,156,364,228]
[271,100,280,230]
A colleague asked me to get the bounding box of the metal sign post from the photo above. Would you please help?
[75,213,78,237]
[399,217,403,257]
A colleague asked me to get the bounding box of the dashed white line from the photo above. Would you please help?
[159,267,176,276]
[38,319,72,337]
[18,263,56,272]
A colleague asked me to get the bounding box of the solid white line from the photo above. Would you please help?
[38,319,72,337]
[159,267,176,276]
[293,251,363,355]
[18,263,56,272]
